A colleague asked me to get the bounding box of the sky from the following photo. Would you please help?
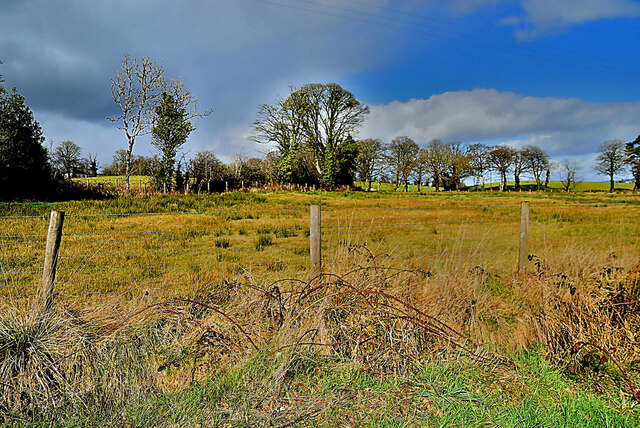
[1,0,639,181]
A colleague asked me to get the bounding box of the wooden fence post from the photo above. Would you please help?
[40,210,65,311]
[518,201,530,273]
[310,205,322,276]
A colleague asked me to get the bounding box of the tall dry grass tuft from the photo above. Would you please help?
[0,307,99,417]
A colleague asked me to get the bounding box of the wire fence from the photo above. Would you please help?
[2,201,640,303]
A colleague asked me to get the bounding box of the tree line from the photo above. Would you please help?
[3,54,640,200]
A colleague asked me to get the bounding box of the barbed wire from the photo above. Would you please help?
[2,201,636,221]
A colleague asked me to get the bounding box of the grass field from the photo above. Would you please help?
[2,189,640,425]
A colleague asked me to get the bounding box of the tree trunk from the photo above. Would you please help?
[610,173,615,192]
[125,137,135,195]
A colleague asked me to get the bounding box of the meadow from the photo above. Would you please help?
[2,188,640,426]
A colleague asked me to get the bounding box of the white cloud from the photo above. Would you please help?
[444,0,640,38]
[358,88,640,158]
[508,0,640,38]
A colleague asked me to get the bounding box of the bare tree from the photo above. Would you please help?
[109,55,165,194]
[557,160,580,192]
[487,146,515,191]
[423,139,447,192]
[249,92,306,183]
[441,142,472,191]
[512,149,525,191]
[521,145,549,190]
[387,136,418,192]
[594,139,626,192]
[355,138,385,190]
[412,148,428,192]
[52,140,82,178]
[467,143,489,190]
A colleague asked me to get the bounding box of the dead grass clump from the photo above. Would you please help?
[0,307,100,417]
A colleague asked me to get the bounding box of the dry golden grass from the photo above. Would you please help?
[2,191,640,422]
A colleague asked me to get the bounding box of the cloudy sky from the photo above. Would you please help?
[2,0,639,180]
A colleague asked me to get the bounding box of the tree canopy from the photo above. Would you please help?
[151,92,193,191]
[251,83,369,187]
[0,86,53,199]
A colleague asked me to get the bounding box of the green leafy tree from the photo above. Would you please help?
[0,86,53,199]
[151,92,193,191]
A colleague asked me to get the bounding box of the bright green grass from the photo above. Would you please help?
[45,350,640,427]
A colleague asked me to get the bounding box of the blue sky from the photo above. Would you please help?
[1,0,639,180]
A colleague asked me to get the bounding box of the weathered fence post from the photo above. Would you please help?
[310,205,321,276]
[518,201,530,273]
[40,210,65,311]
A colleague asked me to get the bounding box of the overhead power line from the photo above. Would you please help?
[247,0,639,83]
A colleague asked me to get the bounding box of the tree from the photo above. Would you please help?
[413,148,428,192]
[85,153,99,177]
[594,140,626,192]
[0,86,53,199]
[109,55,165,194]
[251,83,369,187]
[151,92,193,191]
[511,149,525,191]
[52,140,83,178]
[487,146,515,191]
[109,55,211,194]
[423,139,447,192]
[250,92,306,182]
[467,143,489,190]
[387,136,419,192]
[557,160,580,192]
[441,142,473,191]
[297,84,369,186]
[521,145,550,190]
[355,138,385,190]
[625,135,640,190]
[188,150,224,192]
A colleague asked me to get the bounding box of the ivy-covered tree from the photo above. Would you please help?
[151,92,193,191]
[0,86,53,199]
[251,83,368,187]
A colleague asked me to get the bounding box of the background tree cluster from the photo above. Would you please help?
[353,138,553,192]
